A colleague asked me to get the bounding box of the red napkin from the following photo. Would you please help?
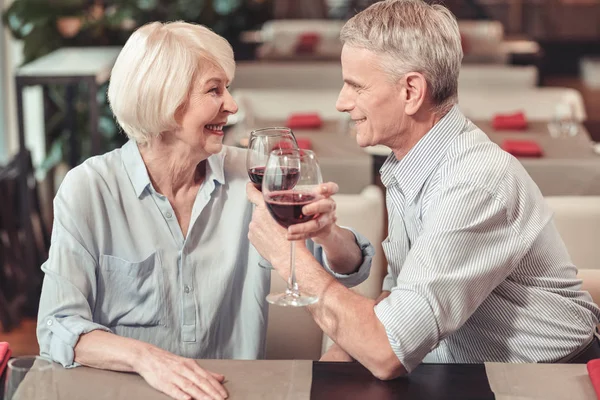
[296,138,312,150]
[588,359,600,399]
[273,138,312,150]
[286,113,323,129]
[273,140,294,150]
[0,342,12,377]
[295,32,320,54]
[493,112,528,131]
[502,139,543,157]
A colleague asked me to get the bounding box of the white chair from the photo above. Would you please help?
[265,269,324,360]
[545,196,600,271]
[458,65,538,90]
[321,185,387,354]
[264,185,387,359]
[459,20,507,64]
[578,269,600,307]
[458,87,587,122]
[258,19,345,60]
[232,62,342,91]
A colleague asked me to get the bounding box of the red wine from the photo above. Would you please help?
[248,167,300,191]
[265,192,318,228]
[248,166,265,190]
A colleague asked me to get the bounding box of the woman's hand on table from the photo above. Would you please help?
[136,344,228,400]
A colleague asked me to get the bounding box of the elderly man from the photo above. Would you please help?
[247,0,600,380]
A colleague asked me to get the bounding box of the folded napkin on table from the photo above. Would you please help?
[273,138,312,150]
[295,32,320,54]
[502,139,543,157]
[295,138,312,150]
[492,111,528,130]
[286,113,323,129]
[1,342,12,377]
[588,359,600,400]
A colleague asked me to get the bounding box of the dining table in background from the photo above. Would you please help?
[367,121,600,197]
[225,118,372,195]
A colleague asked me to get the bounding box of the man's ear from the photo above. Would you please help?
[397,72,427,116]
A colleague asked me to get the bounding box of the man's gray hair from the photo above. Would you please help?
[340,0,463,114]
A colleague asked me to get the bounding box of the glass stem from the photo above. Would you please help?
[287,240,299,296]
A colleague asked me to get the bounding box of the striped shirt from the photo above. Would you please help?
[373,106,600,372]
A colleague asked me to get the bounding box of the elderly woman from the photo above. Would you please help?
[37,21,373,400]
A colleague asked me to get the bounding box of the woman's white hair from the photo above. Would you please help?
[108,21,235,144]
[340,0,463,114]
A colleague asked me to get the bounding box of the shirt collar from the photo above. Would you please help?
[122,140,227,199]
[379,106,467,203]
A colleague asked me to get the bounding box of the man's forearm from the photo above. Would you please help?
[316,226,363,274]
[74,330,148,373]
[282,249,406,379]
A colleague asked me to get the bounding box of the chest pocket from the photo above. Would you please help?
[97,252,165,327]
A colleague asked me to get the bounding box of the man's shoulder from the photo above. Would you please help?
[438,122,517,194]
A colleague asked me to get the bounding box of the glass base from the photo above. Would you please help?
[266,290,318,307]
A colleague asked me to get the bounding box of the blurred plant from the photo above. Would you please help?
[2,0,272,173]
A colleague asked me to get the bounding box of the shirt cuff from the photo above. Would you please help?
[38,315,112,368]
[374,288,440,372]
[321,226,374,288]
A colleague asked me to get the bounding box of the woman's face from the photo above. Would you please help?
[174,64,238,158]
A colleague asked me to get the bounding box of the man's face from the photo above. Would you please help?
[336,45,407,149]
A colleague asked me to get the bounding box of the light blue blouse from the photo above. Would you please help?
[37,141,373,367]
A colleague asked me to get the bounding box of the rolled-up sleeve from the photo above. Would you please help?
[374,183,529,372]
[37,176,111,368]
[312,226,374,288]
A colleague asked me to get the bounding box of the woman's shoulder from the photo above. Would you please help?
[57,146,126,201]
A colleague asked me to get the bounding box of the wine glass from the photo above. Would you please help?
[247,127,298,191]
[4,356,52,400]
[262,148,323,307]
[549,103,579,138]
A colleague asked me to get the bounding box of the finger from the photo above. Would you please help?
[302,198,336,216]
[187,363,228,399]
[175,376,218,400]
[288,214,335,236]
[246,182,265,207]
[193,379,226,400]
[164,383,192,400]
[209,372,225,382]
[318,182,339,197]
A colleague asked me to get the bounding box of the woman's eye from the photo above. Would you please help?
[209,87,218,93]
